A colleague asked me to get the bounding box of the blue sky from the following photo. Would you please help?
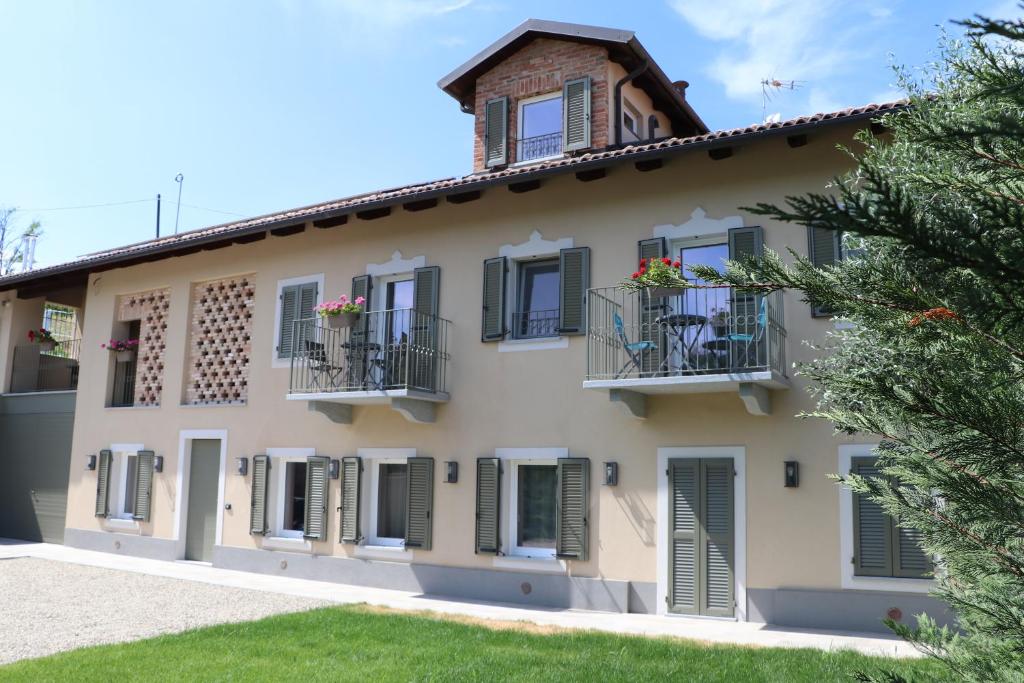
[0,0,1005,268]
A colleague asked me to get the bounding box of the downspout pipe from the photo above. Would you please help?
[614,60,649,146]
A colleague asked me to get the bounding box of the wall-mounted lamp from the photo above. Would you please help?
[444,461,458,483]
[784,461,799,488]
[236,456,249,477]
[329,459,340,480]
[86,454,97,471]
[603,461,619,486]
[153,455,164,473]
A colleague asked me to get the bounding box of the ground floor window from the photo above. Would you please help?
[282,461,307,535]
[510,460,557,558]
[376,463,408,541]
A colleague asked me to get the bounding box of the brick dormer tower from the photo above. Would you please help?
[439,19,708,173]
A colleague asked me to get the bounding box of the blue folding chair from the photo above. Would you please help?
[614,311,657,378]
[721,296,767,368]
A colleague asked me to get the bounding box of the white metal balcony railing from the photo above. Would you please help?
[289,309,451,396]
[585,286,786,382]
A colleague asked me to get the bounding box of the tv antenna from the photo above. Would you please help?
[761,74,806,122]
[174,173,184,234]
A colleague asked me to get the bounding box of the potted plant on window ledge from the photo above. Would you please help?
[620,256,687,298]
[102,338,139,362]
[27,328,58,352]
[315,294,366,329]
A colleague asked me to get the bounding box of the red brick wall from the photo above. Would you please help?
[472,38,610,172]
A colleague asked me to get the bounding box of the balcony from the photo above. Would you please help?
[8,339,81,394]
[287,309,451,424]
[584,287,788,417]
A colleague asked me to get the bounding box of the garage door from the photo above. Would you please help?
[0,393,75,543]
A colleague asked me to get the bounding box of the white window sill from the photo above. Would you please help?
[498,337,568,353]
[511,155,564,167]
[104,518,141,533]
[105,405,161,411]
[355,545,413,561]
[841,575,933,594]
[262,536,312,552]
[493,555,567,573]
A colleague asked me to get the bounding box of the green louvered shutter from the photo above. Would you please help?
[94,449,112,517]
[278,282,317,359]
[558,247,590,335]
[668,459,699,614]
[405,457,434,550]
[701,459,734,617]
[304,456,329,542]
[555,458,589,560]
[851,456,892,577]
[808,227,841,316]
[411,266,441,391]
[894,520,932,578]
[728,226,765,351]
[484,96,509,167]
[563,76,592,152]
[132,450,155,523]
[250,455,270,536]
[481,257,507,342]
[638,237,666,375]
[340,456,362,544]
[475,458,501,554]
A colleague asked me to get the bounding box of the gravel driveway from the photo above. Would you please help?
[0,557,328,664]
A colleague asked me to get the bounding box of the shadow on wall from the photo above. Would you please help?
[611,488,655,547]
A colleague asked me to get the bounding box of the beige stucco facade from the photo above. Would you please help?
[47,122,930,626]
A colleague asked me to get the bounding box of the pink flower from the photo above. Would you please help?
[354,296,365,305]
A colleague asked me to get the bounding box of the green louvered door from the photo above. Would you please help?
[668,458,734,617]
[250,455,270,535]
[851,456,932,578]
[475,458,501,554]
[132,450,155,523]
[279,282,318,359]
[484,96,508,167]
[340,456,361,544]
[185,439,220,561]
[94,449,112,518]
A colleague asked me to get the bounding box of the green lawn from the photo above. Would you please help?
[0,605,944,682]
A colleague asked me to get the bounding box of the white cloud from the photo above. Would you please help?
[322,0,474,25]
[668,0,894,117]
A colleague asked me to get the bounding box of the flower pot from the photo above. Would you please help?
[38,340,56,352]
[115,350,134,363]
[648,286,685,299]
[712,323,730,337]
[326,311,360,329]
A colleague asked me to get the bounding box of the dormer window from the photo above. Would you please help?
[517,93,562,162]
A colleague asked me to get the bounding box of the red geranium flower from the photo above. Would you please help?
[27,330,35,341]
[673,260,681,268]
[661,257,671,265]
[631,272,640,280]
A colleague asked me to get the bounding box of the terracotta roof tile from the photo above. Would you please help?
[0,101,905,289]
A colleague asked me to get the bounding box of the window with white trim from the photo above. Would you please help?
[108,447,143,521]
[517,92,562,162]
[623,99,642,142]
[368,457,410,547]
[268,450,314,540]
[513,258,560,339]
[509,458,558,558]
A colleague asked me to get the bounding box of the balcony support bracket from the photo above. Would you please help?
[739,383,772,416]
[390,397,436,424]
[308,400,352,425]
[609,389,647,420]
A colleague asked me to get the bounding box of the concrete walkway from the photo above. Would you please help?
[0,539,919,658]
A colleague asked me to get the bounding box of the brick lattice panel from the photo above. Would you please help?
[116,288,170,407]
[186,275,254,405]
